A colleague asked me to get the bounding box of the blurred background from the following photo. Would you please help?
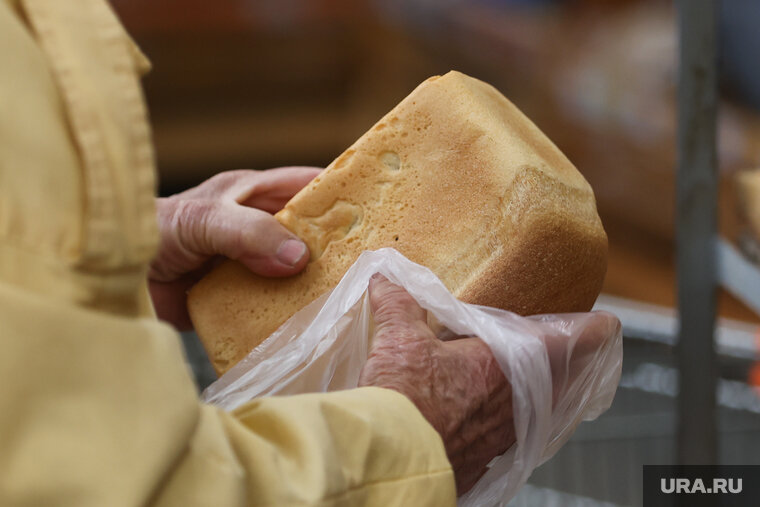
[110,0,760,505]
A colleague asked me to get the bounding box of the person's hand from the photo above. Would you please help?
[359,274,514,494]
[149,167,320,329]
[359,274,617,495]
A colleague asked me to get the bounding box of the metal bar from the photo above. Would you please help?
[675,0,719,467]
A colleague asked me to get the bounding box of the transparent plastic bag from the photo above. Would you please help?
[202,248,623,506]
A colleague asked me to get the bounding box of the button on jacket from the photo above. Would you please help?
[0,1,456,505]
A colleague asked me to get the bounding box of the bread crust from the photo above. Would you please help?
[188,71,608,374]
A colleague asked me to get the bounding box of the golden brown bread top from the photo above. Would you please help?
[188,71,608,374]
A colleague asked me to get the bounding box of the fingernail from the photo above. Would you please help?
[369,273,386,287]
[276,239,307,267]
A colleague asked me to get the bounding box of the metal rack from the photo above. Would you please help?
[673,0,760,467]
[675,0,720,466]
[505,3,760,503]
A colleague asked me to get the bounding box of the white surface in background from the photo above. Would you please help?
[717,237,760,317]
[593,293,758,360]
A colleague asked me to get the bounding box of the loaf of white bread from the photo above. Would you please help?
[188,71,608,375]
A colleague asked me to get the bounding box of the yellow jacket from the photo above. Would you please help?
[0,1,456,505]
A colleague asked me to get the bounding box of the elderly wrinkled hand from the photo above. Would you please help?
[149,167,321,329]
[359,274,617,495]
[359,274,514,495]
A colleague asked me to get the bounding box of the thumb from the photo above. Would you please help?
[368,274,434,342]
[182,200,310,277]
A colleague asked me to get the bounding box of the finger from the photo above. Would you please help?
[544,311,620,358]
[180,200,310,277]
[148,258,220,329]
[368,274,428,329]
[237,167,322,213]
[542,311,621,403]
[149,277,196,330]
[576,311,620,354]
[180,167,321,212]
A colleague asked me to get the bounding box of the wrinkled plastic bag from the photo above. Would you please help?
[202,248,623,506]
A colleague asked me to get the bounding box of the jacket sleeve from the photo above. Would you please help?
[0,283,455,507]
[0,1,455,506]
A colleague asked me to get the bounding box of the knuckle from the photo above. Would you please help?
[175,199,217,229]
[173,199,219,250]
[209,169,243,186]
[373,293,424,325]
[204,170,257,195]
[372,284,415,308]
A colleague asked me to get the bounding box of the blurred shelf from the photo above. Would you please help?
[593,293,758,361]
[717,237,760,317]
